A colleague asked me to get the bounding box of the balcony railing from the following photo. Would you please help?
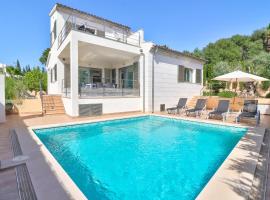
[62,78,140,98]
[57,16,141,48]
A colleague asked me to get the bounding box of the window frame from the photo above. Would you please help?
[184,68,193,83]
[50,64,57,83]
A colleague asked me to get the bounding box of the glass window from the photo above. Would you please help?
[184,68,193,83]
[119,63,138,88]
[50,65,57,83]
[79,67,102,87]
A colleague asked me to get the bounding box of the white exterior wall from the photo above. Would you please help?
[148,52,204,112]
[79,98,141,114]
[47,6,204,116]
[258,104,270,115]
[47,11,67,95]
[0,75,5,123]
[63,97,141,116]
[62,97,73,116]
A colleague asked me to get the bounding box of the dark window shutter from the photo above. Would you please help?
[54,65,57,82]
[178,65,185,82]
[53,21,57,40]
[196,69,202,84]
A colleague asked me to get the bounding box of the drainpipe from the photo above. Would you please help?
[152,46,158,113]
[140,49,145,112]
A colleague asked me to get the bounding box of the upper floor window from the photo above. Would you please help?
[53,20,57,41]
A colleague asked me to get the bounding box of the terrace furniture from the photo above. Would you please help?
[207,100,230,122]
[167,98,188,114]
[78,25,86,31]
[186,99,207,117]
[236,100,260,125]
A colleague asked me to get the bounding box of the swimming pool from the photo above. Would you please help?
[34,116,247,200]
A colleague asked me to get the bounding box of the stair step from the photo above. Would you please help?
[42,95,65,115]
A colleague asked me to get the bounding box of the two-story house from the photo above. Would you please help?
[46,3,205,117]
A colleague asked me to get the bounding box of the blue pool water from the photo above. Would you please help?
[34,116,246,200]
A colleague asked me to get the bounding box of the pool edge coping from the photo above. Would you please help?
[21,113,264,200]
[25,113,148,200]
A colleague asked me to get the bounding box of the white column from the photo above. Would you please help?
[115,67,119,86]
[57,59,65,93]
[139,54,144,112]
[70,38,79,116]
[0,75,6,123]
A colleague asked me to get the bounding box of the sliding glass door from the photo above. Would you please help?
[119,63,138,89]
[79,67,102,87]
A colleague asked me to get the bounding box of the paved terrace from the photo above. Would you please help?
[0,112,269,200]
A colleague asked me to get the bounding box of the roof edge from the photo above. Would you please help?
[151,45,206,63]
[50,3,131,31]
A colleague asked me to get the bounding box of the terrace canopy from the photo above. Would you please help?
[213,70,269,101]
[213,70,269,82]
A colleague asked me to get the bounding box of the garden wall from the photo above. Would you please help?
[0,75,5,122]
[190,96,270,115]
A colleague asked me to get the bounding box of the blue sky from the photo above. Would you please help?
[0,0,270,68]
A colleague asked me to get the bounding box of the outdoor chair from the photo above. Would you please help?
[207,100,230,121]
[167,98,188,114]
[186,99,207,117]
[236,100,260,125]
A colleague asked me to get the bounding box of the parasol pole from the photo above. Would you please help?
[233,78,237,104]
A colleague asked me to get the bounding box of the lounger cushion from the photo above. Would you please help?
[208,110,224,116]
[247,104,257,113]
[186,108,200,113]
[239,112,256,118]
[167,107,177,111]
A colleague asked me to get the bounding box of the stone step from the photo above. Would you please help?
[42,95,65,115]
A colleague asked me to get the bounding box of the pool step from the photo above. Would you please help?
[248,128,270,200]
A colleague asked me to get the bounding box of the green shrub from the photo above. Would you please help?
[5,77,27,100]
[261,81,270,91]
[5,102,14,112]
[203,91,212,96]
[218,91,237,98]
[265,93,270,98]
[5,77,16,100]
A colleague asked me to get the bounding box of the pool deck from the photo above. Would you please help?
[0,112,269,200]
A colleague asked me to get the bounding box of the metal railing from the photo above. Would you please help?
[62,78,140,98]
[57,16,140,48]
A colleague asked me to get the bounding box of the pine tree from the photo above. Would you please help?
[16,59,21,74]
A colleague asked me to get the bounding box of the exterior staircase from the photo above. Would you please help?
[42,95,65,115]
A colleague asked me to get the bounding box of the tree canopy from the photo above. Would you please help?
[188,24,270,87]
[39,48,50,66]
[23,67,47,92]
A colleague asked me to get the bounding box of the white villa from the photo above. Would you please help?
[47,3,205,117]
